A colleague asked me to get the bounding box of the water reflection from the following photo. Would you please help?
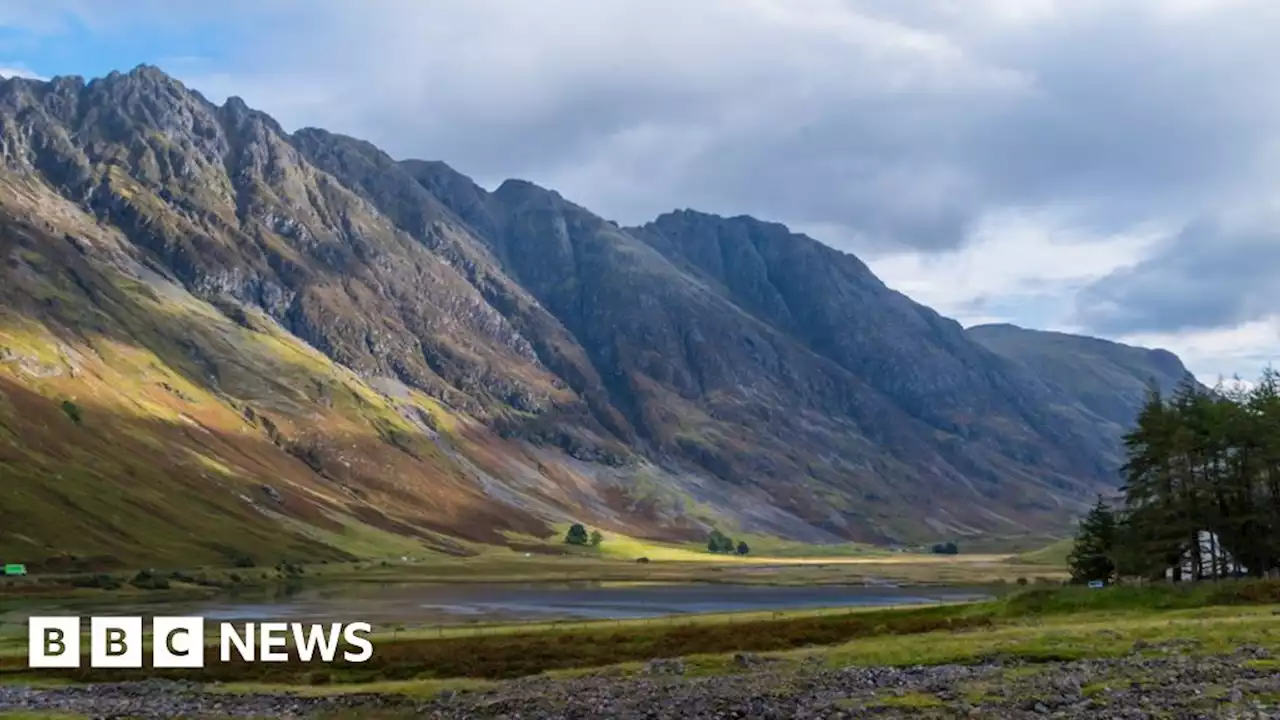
[16,582,996,627]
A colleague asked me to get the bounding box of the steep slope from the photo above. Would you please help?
[394,165,1116,537]
[0,68,654,567]
[967,323,1195,431]
[0,66,1195,564]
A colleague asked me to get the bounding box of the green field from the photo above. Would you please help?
[1014,537,1073,566]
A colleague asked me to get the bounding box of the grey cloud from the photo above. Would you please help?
[1074,219,1280,335]
[176,0,1280,256]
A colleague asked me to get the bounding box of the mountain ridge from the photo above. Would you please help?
[0,66,1196,566]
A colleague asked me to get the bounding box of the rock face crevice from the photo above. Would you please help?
[0,65,1198,553]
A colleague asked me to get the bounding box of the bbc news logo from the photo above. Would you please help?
[29,617,373,668]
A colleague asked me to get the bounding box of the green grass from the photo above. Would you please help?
[1015,538,1072,566]
[0,603,994,684]
[997,580,1280,615]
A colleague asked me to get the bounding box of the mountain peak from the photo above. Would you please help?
[128,63,171,79]
[494,177,563,204]
[93,63,183,89]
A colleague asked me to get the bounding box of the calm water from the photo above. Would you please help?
[18,583,995,627]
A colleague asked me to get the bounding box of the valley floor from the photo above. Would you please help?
[2,584,1280,718]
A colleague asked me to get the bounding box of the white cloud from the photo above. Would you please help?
[865,209,1167,328]
[1118,319,1280,384]
[0,65,44,80]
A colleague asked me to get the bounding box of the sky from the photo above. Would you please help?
[0,0,1276,383]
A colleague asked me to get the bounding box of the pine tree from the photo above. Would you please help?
[1069,496,1117,584]
[1113,368,1280,580]
[565,523,589,546]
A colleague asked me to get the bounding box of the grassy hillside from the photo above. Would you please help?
[1015,538,1074,566]
[0,194,553,568]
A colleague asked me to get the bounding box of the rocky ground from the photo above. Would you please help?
[3,647,1279,718]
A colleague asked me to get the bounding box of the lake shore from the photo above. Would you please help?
[3,583,1279,718]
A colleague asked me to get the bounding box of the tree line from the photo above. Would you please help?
[563,525,751,556]
[1070,370,1280,583]
[707,529,749,555]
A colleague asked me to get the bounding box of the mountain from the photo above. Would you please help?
[968,323,1194,433]
[0,66,1193,567]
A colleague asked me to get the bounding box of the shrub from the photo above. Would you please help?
[565,524,590,546]
[707,530,735,554]
[60,400,82,425]
[71,574,120,590]
[131,569,170,590]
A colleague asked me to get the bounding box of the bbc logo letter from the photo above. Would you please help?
[153,617,204,668]
[91,616,143,668]
[28,616,80,668]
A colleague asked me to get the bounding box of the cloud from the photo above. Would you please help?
[1074,213,1280,336]
[2,0,1277,379]
[1115,319,1280,386]
[0,65,43,79]
[153,0,1280,253]
[867,207,1167,328]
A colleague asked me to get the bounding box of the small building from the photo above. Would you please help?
[1165,530,1245,581]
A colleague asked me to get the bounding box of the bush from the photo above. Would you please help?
[707,530,735,554]
[130,569,170,590]
[60,400,82,425]
[565,524,589,546]
[931,542,959,555]
[232,555,256,568]
[71,574,120,590]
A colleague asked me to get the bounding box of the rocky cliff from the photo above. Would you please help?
[0,66,1194,566]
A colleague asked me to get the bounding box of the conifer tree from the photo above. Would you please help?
[1069,496,1118,583]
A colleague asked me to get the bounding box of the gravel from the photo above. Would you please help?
[3,649,1279,718]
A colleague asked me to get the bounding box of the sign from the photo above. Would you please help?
[27,616,374,668]
[3,564,25,576]
[1088,580,1105,589]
